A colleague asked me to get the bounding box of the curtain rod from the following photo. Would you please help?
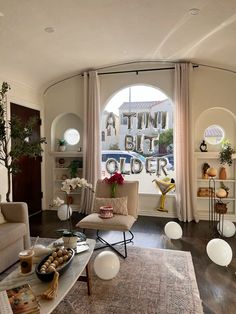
[95,64,199,76]
[44,63,199,95]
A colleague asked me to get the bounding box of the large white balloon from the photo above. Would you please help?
[217,220,236,237]
[57,204,72,221]
[94,251,120,280]
[206,238,232,266]
[164,221,183,239]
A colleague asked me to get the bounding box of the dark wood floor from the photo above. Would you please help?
[30,211,236,314]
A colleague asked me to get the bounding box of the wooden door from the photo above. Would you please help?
[10,103,42,215]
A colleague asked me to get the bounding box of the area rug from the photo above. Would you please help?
[52,245,203,314]
[0,238,203,314]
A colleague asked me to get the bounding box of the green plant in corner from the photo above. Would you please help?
[219,140,235,167]
[0,82,47,201]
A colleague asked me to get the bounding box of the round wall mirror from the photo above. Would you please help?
[64,128,80,145]
[204,125,224,145]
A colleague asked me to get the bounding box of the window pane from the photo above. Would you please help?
[101,85,175,194]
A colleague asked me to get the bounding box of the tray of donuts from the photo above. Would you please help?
[35,247,75,282]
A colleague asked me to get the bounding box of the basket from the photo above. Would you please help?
[214,202,227,214]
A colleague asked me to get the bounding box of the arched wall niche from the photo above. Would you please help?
[195,107,236,152]
[51,113,83,151]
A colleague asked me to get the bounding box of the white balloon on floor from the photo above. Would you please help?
[94,251,120,280]
[217,220,236,237]
[164,221,183,239]
[57,204,72,221]
[206,238,232,266]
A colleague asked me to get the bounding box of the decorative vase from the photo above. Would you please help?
[62,236,78,249]
[219,167,227,180]
[59,145,66,152]
[111,183,117,198]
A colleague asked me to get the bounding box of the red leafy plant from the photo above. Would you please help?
[103,172,124,197]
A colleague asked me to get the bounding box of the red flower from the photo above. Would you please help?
[103,172,124,185]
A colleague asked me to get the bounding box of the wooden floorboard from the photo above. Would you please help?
[29,210,236,314]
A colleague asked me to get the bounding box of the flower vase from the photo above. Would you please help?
[219,166,227,180]
[111,183,117,198]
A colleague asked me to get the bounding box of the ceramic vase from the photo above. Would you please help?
[219,166,227,180]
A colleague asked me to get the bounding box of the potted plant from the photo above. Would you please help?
[219,140,235,166]
[218,140,235,180]
[0,82,47,201]
[58,139,67,152]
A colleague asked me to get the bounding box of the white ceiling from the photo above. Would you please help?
[0,0,236,92]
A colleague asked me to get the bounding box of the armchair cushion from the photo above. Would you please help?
[94,196,128,215]
[78,213,136,231]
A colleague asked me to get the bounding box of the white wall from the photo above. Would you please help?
[0,77,43,202]
[43,64,236,219]
[43,76,84,209]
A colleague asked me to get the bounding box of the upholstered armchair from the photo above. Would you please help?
[77,180,139,258]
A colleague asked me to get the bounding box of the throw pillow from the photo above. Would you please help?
[94,196,128,215]
[0,207,6,224]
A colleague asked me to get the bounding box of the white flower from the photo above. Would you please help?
[61,177,93,194]
[61,181,71,194]
[51,196,64,208]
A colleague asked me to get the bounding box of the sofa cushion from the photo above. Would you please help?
[77,213,136,231]
[0,223,27,250]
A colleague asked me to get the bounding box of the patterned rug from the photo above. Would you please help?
[1,238,203,314]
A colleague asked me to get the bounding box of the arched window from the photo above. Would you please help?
[101,85,175,194]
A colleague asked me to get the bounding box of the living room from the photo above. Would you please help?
[0,1,236,314]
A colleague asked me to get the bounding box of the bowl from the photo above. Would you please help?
[35,248,75,282]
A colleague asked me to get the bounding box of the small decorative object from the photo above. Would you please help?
[220,181,229,197]
[164,221,183,239]
[41,271,59,300]
[61,174,68,180]
[35,247,75,282]
[217,220,236,237]
[219,166,227,180]
[58,139,67,152]
[152,179,175,212]
[199,140,208,152]
[197,187,214,197]
[206,238,232,266]
[219,139,235,167]
[103,172,124,198]
[202,163,210,179]
[216,188,227,199]
[58,158,65,166]
[99,205,114,219]
[207,167,217,177]
[94,251,120,280]
[214,200,228,214]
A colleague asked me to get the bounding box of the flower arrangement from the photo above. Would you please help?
[56,177,93,238]
[61,177,93,194]
[103,172,124,198]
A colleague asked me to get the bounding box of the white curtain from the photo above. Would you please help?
[81,71,101,214]
[175,63,199,222]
